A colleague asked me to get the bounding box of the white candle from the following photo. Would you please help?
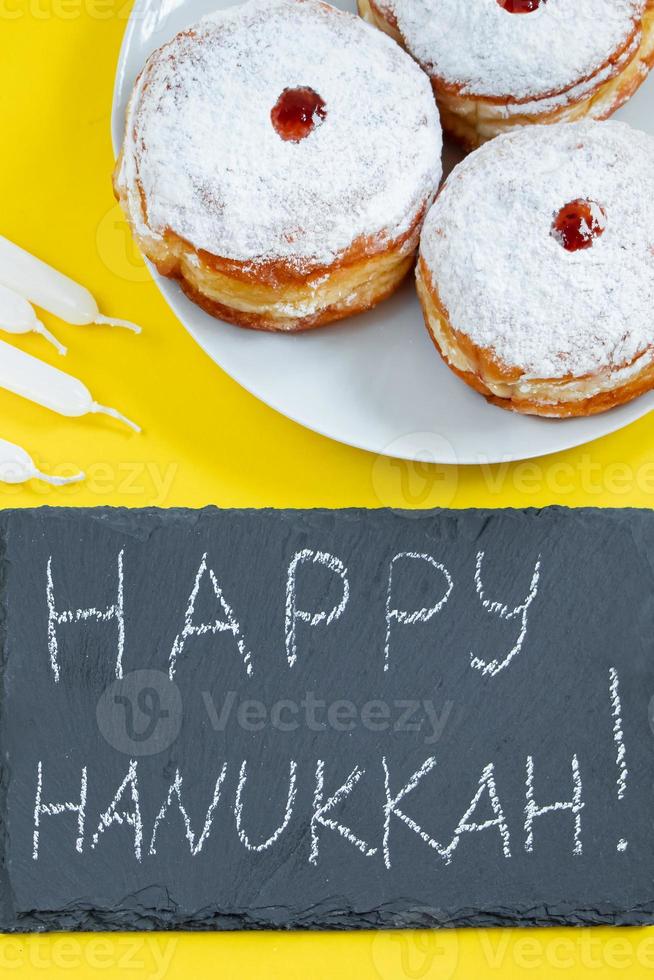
[0,339,140,431]
[0,437,84,486]
[0,235,142,333]
[0,283,67,355]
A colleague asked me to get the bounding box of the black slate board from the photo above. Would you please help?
[0,506,653,932]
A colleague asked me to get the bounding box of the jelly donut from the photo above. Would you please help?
[417,121,654,418]
[358,0,654,148]
[114,0,442,332]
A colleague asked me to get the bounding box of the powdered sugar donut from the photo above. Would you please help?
[114,0,442,332]
[358,0,654,148]
[417,121,654,417]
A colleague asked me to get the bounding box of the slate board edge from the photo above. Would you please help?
[1,505,653,933]
[0,521,12,932]
[4,903,654,933]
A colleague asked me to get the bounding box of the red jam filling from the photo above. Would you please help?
[271,87,327,142]
[551,199,607,253]
[497,0,545,12]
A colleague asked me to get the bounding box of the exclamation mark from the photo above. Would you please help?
[609,666,628,852]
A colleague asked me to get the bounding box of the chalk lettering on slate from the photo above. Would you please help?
[46,549,125,683]
[169,552,254,680]
[384,553,454,672]
[469,551,541,678]
[5,509,654,931]
[309,761,377,865]
[382,755,439,869]
[444,763,512,863]
[32,761,87,861]
[149,764,229,857]
[609,666,629,852]
[234,760,298,852]
[285,550,350,669]
[524,754,584,856]
[90,758,143,862]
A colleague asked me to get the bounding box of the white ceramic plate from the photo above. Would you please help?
[111,0,654,464]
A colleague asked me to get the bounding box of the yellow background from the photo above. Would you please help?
[1,1,654,976]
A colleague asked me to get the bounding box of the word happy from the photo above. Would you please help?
[46,547,542,682]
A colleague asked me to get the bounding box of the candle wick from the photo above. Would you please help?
[34,320,67,356]
[91,403,142,433]
[33,469,86,486]
[94,314,142,334]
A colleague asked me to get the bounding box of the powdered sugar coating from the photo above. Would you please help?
[420,121,654,380]
[389,0,646,100]
[117,0,442,271]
